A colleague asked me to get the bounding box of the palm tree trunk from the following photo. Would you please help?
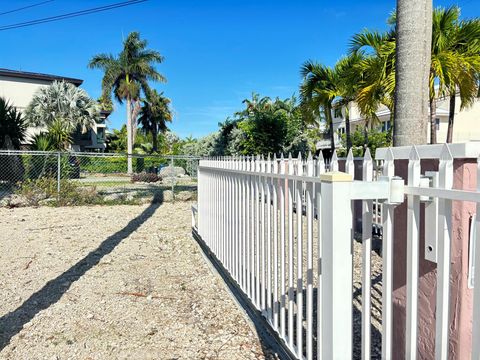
[429,96,437,144]
[325,103,335,153]
[131,99,141,142]
[152,126,158,153]
[364,124,369,154]
[345,105,352,151]
[446,94,455,143]
[126,97,133,174]
[393,0,432,146]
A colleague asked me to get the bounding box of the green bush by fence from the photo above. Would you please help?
[78,156,169,174]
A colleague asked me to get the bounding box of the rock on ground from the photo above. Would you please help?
[159,166,185,178]
[0,203,277,359]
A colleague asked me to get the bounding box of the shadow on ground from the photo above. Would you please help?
[0,194,163,350]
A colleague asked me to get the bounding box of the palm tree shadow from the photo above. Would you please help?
[0,195,163,350]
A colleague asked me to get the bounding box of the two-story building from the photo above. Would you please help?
[317,93,480,152]
[0,68,109,151]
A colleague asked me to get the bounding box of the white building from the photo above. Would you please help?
[317,93,480,151]
[0,68,108,151]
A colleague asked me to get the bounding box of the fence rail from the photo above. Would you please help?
[195,144,480,360]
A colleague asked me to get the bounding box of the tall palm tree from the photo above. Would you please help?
[89,32,166,173]
[138,90,172,152]
[25,80,99,133]
[394,0,432,146]
[300,61,338,152]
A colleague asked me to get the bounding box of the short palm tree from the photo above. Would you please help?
[350,29,396,130]
[300,61,338,152]
[25,80,99,133]
[88,31,166,173]
[0,97,26,149]
[138,90,172,152]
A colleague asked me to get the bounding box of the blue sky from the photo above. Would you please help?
[1,0,479,138]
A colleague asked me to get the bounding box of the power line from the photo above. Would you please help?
[0,0,147,31]
[0,0,54,16]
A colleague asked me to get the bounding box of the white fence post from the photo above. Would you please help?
[320,171,353,359]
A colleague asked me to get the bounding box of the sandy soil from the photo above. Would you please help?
[0,203,276,360]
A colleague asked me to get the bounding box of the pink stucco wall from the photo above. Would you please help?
[391,158,476,359]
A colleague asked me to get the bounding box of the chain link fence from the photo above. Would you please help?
[0,150,200,207]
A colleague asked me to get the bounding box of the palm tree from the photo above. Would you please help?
[300,61,338,152]
[333,52,366,151]
[25,80,99,133]
[350,29,396,145]
[138,90,172,152]
[0,97,26,149]
[394,0,432,146]
[89,31,166,173]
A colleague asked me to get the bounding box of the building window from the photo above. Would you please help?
[338,127,345,135]
[435,118,440,131]
[381,120,392,132]
[96,128,105,144]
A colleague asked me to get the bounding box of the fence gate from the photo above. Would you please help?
[194,145,480,360]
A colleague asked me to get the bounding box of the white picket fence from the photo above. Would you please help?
[195,144,480,360]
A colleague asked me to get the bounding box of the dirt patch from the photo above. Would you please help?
[0,203,276,359]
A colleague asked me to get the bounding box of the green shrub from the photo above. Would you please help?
[16,178,98,206]
[79,156,168,174]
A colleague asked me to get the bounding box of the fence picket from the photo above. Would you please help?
[330,150,339,172]
[287,153,295,349]
[306,152,315,360]
[280,154,287,339]
[406,146,421,360]
[266,155,273,321]
[346,149,354,176]
[317,151,326,175]
[255,155,261,308]
[362,148,373,360]
[296,153,304,358]
[273,154,279,330]
[261,156,267,313]
[382,148,395,360]
[434,145,453,360]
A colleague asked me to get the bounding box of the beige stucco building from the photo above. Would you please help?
[317,94,480,151]
[0,68,108,151]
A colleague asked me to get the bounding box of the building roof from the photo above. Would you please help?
[0,68,83,86]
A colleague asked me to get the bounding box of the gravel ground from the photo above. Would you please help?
[0,202,277,359]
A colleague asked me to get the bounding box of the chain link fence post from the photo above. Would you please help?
[170,157,175,201]
[57,151,61,199]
